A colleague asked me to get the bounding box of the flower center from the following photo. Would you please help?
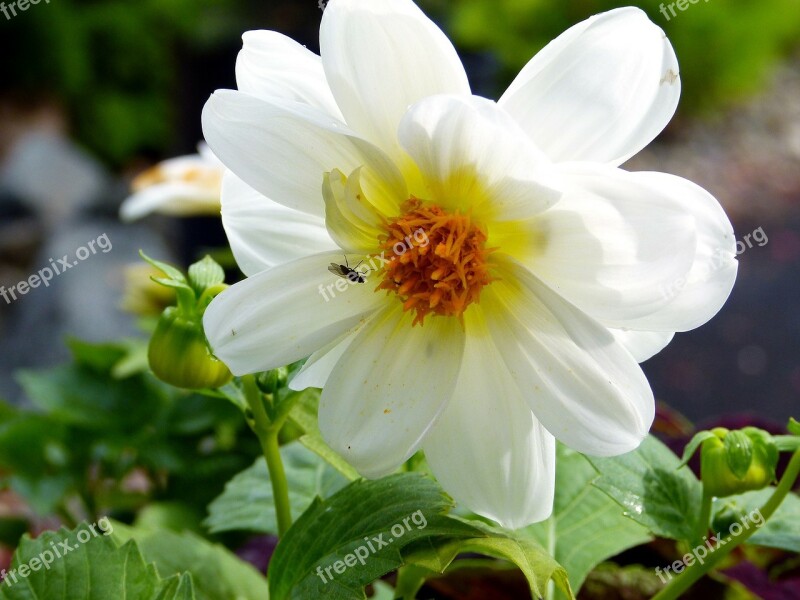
[377,198,494,325]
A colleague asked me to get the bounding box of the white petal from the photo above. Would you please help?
[423,311,556,528]
[610,329,675,363]
[398,94,561,220]
[603,172,737,332]
[202,91,406,219]
[236,30,343,120]
[133,153,220,182]
[520,163,697,325]
[221,171,337,275]
[499,7,680,165]
[119,183,220,221]
[203,251,384,375]
[320,0,470,160]
[319,305,465,478]
[485,258,654,456]
[288,321,366,391]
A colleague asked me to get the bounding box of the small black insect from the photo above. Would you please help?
[328,256,369,283]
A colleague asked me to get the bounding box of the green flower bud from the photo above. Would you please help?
[148,306,232,389]
[699,427,778,498]
[256,367,289,394]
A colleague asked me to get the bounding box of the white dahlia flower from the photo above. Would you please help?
[201,0,737,528]
[120,143,224,221]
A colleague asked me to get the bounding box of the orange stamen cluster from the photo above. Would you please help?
[377,198,494,325]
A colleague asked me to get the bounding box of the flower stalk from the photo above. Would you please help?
[241,374,293,540]
[653,448,800,600]
[693,486,713,549]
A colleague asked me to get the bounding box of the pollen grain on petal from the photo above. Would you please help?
[377,198,495,326]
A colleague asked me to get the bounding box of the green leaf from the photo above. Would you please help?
[188,255,225,295]
[5,473,74,516]
[154,575,196,600]
[788,418,800,436]
[400,524,574,600]
[135,502,205,534]
[370,581,394,600]
[287,388,359,480]
[297,435,360,482]
[723,430,754,479]
[0,413,74,513]
[268,473,483,600]
[521,445,651,595]
[396,536,467,593]
[0,413,68,476]
[66,338,127,372]
[449,534,572,600]
[0,522,195,600]
[16,363,166,432]
[110,338,151,379]
[712,489,800,552]
[0,398,16,422]
[204,441,348,535]
[200,382,248,413]
[111,522,269,600]
[587,435,702,542]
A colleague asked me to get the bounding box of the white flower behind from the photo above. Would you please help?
[120,143,224,221]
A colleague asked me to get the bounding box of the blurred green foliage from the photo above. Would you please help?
[2,0,247,166]
[4,0,799,166]
[0,338,259,527]
[424,0,800,116]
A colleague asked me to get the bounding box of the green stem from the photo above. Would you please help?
[262,428,292,537]
[242,375,292,539]
[652,449,800,600]
[694,487,713,548]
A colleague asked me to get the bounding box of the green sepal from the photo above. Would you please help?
[679,430,718,468]
[139,250,188,283]
[256,367,289,395]
[724,430,754,479]
[188,255,226,296]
